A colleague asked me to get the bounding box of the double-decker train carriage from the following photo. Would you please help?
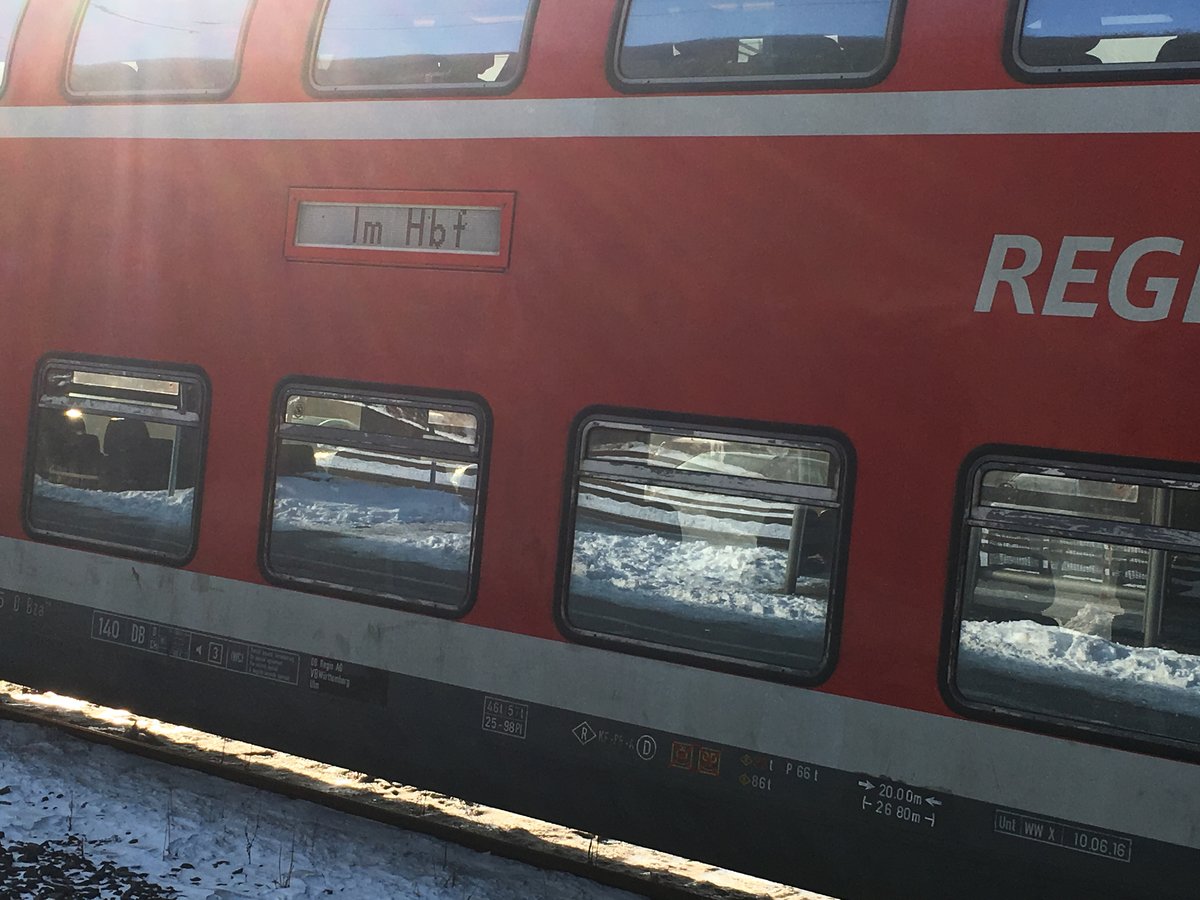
[1,1,1199,898]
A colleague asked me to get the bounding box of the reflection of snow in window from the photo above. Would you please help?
[565,415,846,675]
[1020,0,1200,68]
[272,473,473,572]
[959,618,1200,745]
[956,455,1200,748]
[30,478,195,559]
[570,490,830,628]
[477,53,510,81]
[265,385,486,613]
[33,477,194,535]
[26,359,206,563]
[1089,36,1175,63]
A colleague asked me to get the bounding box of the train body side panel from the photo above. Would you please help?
[1,130,1195,707]
[0,0,1198,897]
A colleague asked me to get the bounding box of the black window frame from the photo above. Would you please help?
[22,353,211,567]
[555,406,854,685]
[304,0,541,99]
[607,0,906,94]
[259,377,491,618]
[1004,0,1200,84]
[63,0,258,103]
[0,0,28,98]
[941,445,1200,763]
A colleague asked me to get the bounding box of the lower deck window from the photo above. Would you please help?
[952,455,1200,749]
[262,383,487,614]
[25,358,207,563]
[561,413,848,679]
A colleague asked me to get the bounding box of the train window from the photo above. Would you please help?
[261,382,489,615]
[309,0,537,95]
[611,0,903,91]
[559,411,850,680]
[66,0,254,100]
[0,0,25,95]
[24,358,208,564]
[950,453,1200,751]
[1010,0,1200,81]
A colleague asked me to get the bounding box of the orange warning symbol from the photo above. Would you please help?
[670,741,696,771]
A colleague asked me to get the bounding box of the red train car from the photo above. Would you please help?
[1,1,1199,897]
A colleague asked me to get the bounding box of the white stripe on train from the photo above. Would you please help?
[0,536,1197,849]
[0,84,1199,140]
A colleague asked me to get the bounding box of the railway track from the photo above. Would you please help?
[0,682,827,900]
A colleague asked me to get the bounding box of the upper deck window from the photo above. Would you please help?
[67,0,254,100]
[612,0,902,91]
[1012,0,1200,81]
[0,1,24,95]
[309,0,537,95]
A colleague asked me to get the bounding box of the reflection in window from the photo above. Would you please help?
[0,0,24,93]
[311,0,535,92]
[564,416,847,676]
[616,0,897,84]
[26,360,207,562]
[955,458,1200,748]
[1017,0,1200,72]
[68,0,252,97]
[264,386,486,613]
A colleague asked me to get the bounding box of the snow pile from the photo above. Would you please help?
[272,475,473,572]
[1060,601,1117,637]
[570,528,827,633]
[273,475,471,532]
[960,617,1200,717]
[32,477,194,526]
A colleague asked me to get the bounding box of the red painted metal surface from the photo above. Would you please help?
[0,0,1196,721]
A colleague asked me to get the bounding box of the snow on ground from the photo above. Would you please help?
[0,717,639,900]
[959,616,1200,718]
[0,686,831,900]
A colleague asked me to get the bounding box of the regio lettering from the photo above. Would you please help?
[975,234,1200,322]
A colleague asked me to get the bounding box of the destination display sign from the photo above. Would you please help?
[286,188,515,271]
[296,203,502,254]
